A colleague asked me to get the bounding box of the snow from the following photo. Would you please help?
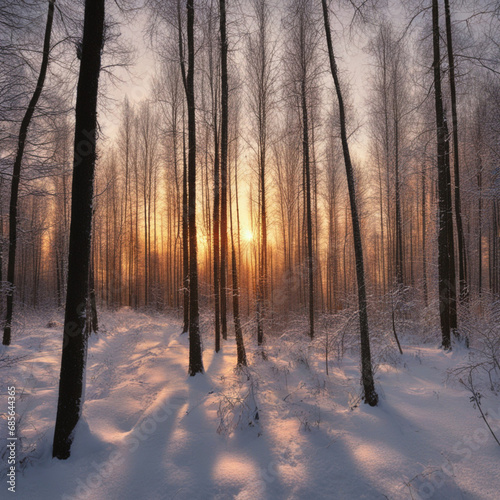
[1,309,499,499]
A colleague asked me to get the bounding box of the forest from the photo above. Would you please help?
[1,0,500,498]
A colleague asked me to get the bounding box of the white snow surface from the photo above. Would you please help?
[1,308,499,499]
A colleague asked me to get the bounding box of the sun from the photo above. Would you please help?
[243,229,254,242]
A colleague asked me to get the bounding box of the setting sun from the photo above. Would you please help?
[243,229,254,242]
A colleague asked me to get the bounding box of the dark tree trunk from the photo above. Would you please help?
[444,0,468,303]
[182,111,189,333]
[222,0,246,367]
[422,167,428,307]
[394,98,404,286]
[257,141,267,347]
[300,81,314,339]
[0,177,3,317]
[0,177,3,318]
[3,0,55,346]
[444,118,457,332]
[478,158,482,296]
[432,0,453,349]
[229,134,247,368]
[255,0,268,349]
[52,0,105,460]
[321,0,378,406]
[210,8,221,352]
[186,0,203,375]
[177,0,190,334]
[231,220,247,367]
[257,136,267,347]
[213,116,221,352]
[492,201,499,295]
[219,0,228,342]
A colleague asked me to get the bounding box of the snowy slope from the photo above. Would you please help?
[1,309,499,499]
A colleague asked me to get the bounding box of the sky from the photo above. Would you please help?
[101,0,376,159]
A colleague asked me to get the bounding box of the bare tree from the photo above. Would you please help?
[219,0,229,343]
[284,0,319,339]
[175,0,190,333]
[3,0,55,346]
[185,0,203,375]
[321,0,378,406]
[367,23,412,290]
[431,0,456,349]
[52,0,105,459]
[444,0,468,303]
[246,0,276,348]
[205,0,221,351]
[229,84,247,368]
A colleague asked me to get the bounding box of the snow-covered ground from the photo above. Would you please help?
[1,309,499,499]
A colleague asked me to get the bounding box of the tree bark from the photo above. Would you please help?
[229,121,247,368]
[186,0,203,375]
[444,0,468,303]
[3,0,55,346]
[177,0,190,333]
[432,0,453,349]
[300,80,314,339]
[422,166,428,307]
[213,112,221,352]
[444,117,457,332]
[252,0,270,348]
[182,107,189,332]
[321,0,378,406]
[209,5,221,352]
[52,0,105,459]
[219,0,229,342]
[394,85,404,286]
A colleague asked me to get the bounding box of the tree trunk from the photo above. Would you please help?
[394,92,403,286]
[186,0,203,375]
[300,81,314,339]
[444,118,457,332]
[478,156,482,297]
[432,0,453,349]
[253,0,269,348]
[3,0,55,346]
[422,166,428,307]
[229,121,247,368]
[444,0,468,303]
[177,0,190,333]
[0,176,3,317]
[219,0,229,342]
[182,108,189,332]
[210,7,221,352]
[321,0,378,406]
[213,116,221,352]
[52,0,105,459]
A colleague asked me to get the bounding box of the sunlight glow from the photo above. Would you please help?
[243,229,254,242]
